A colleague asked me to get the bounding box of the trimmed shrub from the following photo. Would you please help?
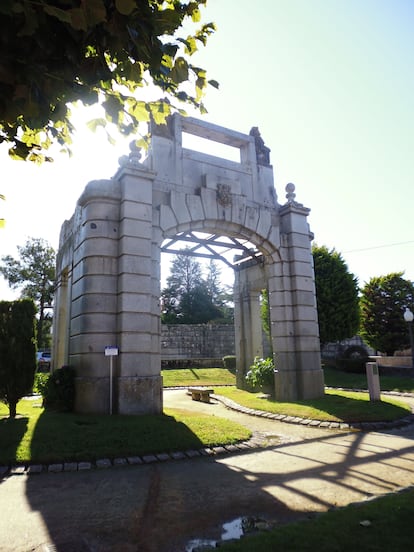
[222,355,236,372]
[0,299,37,417]
[43,366,76,412]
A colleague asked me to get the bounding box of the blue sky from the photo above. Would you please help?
[1,0,413,299]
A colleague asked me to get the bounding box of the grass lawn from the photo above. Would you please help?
[215,387,411,423]
[323,365,414,393]
[218,488,414,551]
[162,367,236,387]
[0,398,251,465]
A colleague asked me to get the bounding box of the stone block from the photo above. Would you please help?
[75,377,109,414]
[186,194,204,222]
[120,200,152,221]
[118,218,152,240]
[117,292,151,313]
[117,375,162,415]
[118,236,152,258]
[159,204,178,232]
[117,274,152,295]
[118,254,151,276]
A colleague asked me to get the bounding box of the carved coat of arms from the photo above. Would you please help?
[216,183,232,207]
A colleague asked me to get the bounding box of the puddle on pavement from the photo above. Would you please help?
[186,516,275,551]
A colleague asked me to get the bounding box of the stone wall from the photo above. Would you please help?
[161,324,235,367]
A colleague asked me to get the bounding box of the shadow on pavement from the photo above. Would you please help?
[13,393,414,551]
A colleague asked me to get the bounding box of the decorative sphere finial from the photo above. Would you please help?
[285,182,296,203]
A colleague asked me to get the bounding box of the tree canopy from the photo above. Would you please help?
[360,272,414,355]
[312,245,360,345]
[0,0,216,162]
[0,237,56,348]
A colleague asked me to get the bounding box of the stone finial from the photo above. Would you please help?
[284,182,304,207]
[118,141,143,168]
[285,182,296,202]
[249,126,271,166]
[128,140,143,164]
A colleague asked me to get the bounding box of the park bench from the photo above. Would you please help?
[187,387,214,403]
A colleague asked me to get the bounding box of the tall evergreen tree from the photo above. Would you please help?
[0,237,55,348]
[161,250,231,323]
[0,299,37,418]
[360,272,414,355]
[312,245,359,345]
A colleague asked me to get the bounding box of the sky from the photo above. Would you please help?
[1,0,414,300]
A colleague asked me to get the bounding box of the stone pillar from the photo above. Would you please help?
[234,264,265,388]
[269,184,324,401]
[70,179,121,414]
[116,161,162,415]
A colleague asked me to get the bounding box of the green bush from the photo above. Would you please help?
[43,366,76,412]
[222,355,236,372]
[245,357,275,393]
[33,372,50,395]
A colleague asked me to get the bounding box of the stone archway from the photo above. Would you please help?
[53,114,324,415]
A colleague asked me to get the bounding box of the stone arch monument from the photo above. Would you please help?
[53,114,324,415]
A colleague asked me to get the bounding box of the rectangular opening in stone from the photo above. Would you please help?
[182,132,241,163]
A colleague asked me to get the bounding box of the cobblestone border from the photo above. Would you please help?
[1,388,413,479]
[213,392,414,432]
[0,435,271,479]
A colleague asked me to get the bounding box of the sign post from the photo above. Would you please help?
[105,346,119,414]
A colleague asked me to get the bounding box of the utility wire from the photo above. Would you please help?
[344,240,414,254]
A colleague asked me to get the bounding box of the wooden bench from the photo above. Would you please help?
[187,387,214,403]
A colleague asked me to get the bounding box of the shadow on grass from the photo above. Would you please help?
[28,409,206,463]
[0,417,28,477]
[298,392,410,423]
[217,387,411,423]
[190,368,201,379]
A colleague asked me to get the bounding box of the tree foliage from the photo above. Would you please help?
[312,245,360,345]
[0,299,37,418]
[161,250,231,324]
[0,0,217,162]
[0,237,56,348]
[360,272,414,355]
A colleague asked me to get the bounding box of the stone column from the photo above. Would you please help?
[70,179,121,414]
[115,159,162,415]
[234,264,264,388]
[269,184,324,400]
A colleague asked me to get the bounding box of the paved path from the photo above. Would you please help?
[1,390,414,552]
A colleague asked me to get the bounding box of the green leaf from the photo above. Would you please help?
[115,0,136,16]
[191,7,201,22]
[86,118,107,132]
[170,57,189,84]
[43,6,72,25]
[128,100,150,122]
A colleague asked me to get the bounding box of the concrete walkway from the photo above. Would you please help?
[1,389,414,552]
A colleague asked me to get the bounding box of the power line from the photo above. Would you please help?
[344,240,414,254]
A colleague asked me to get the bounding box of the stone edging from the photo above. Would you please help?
[212,392,414,432]
[0,435,270,479]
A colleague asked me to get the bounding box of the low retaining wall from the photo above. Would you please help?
[161,324,235,367]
